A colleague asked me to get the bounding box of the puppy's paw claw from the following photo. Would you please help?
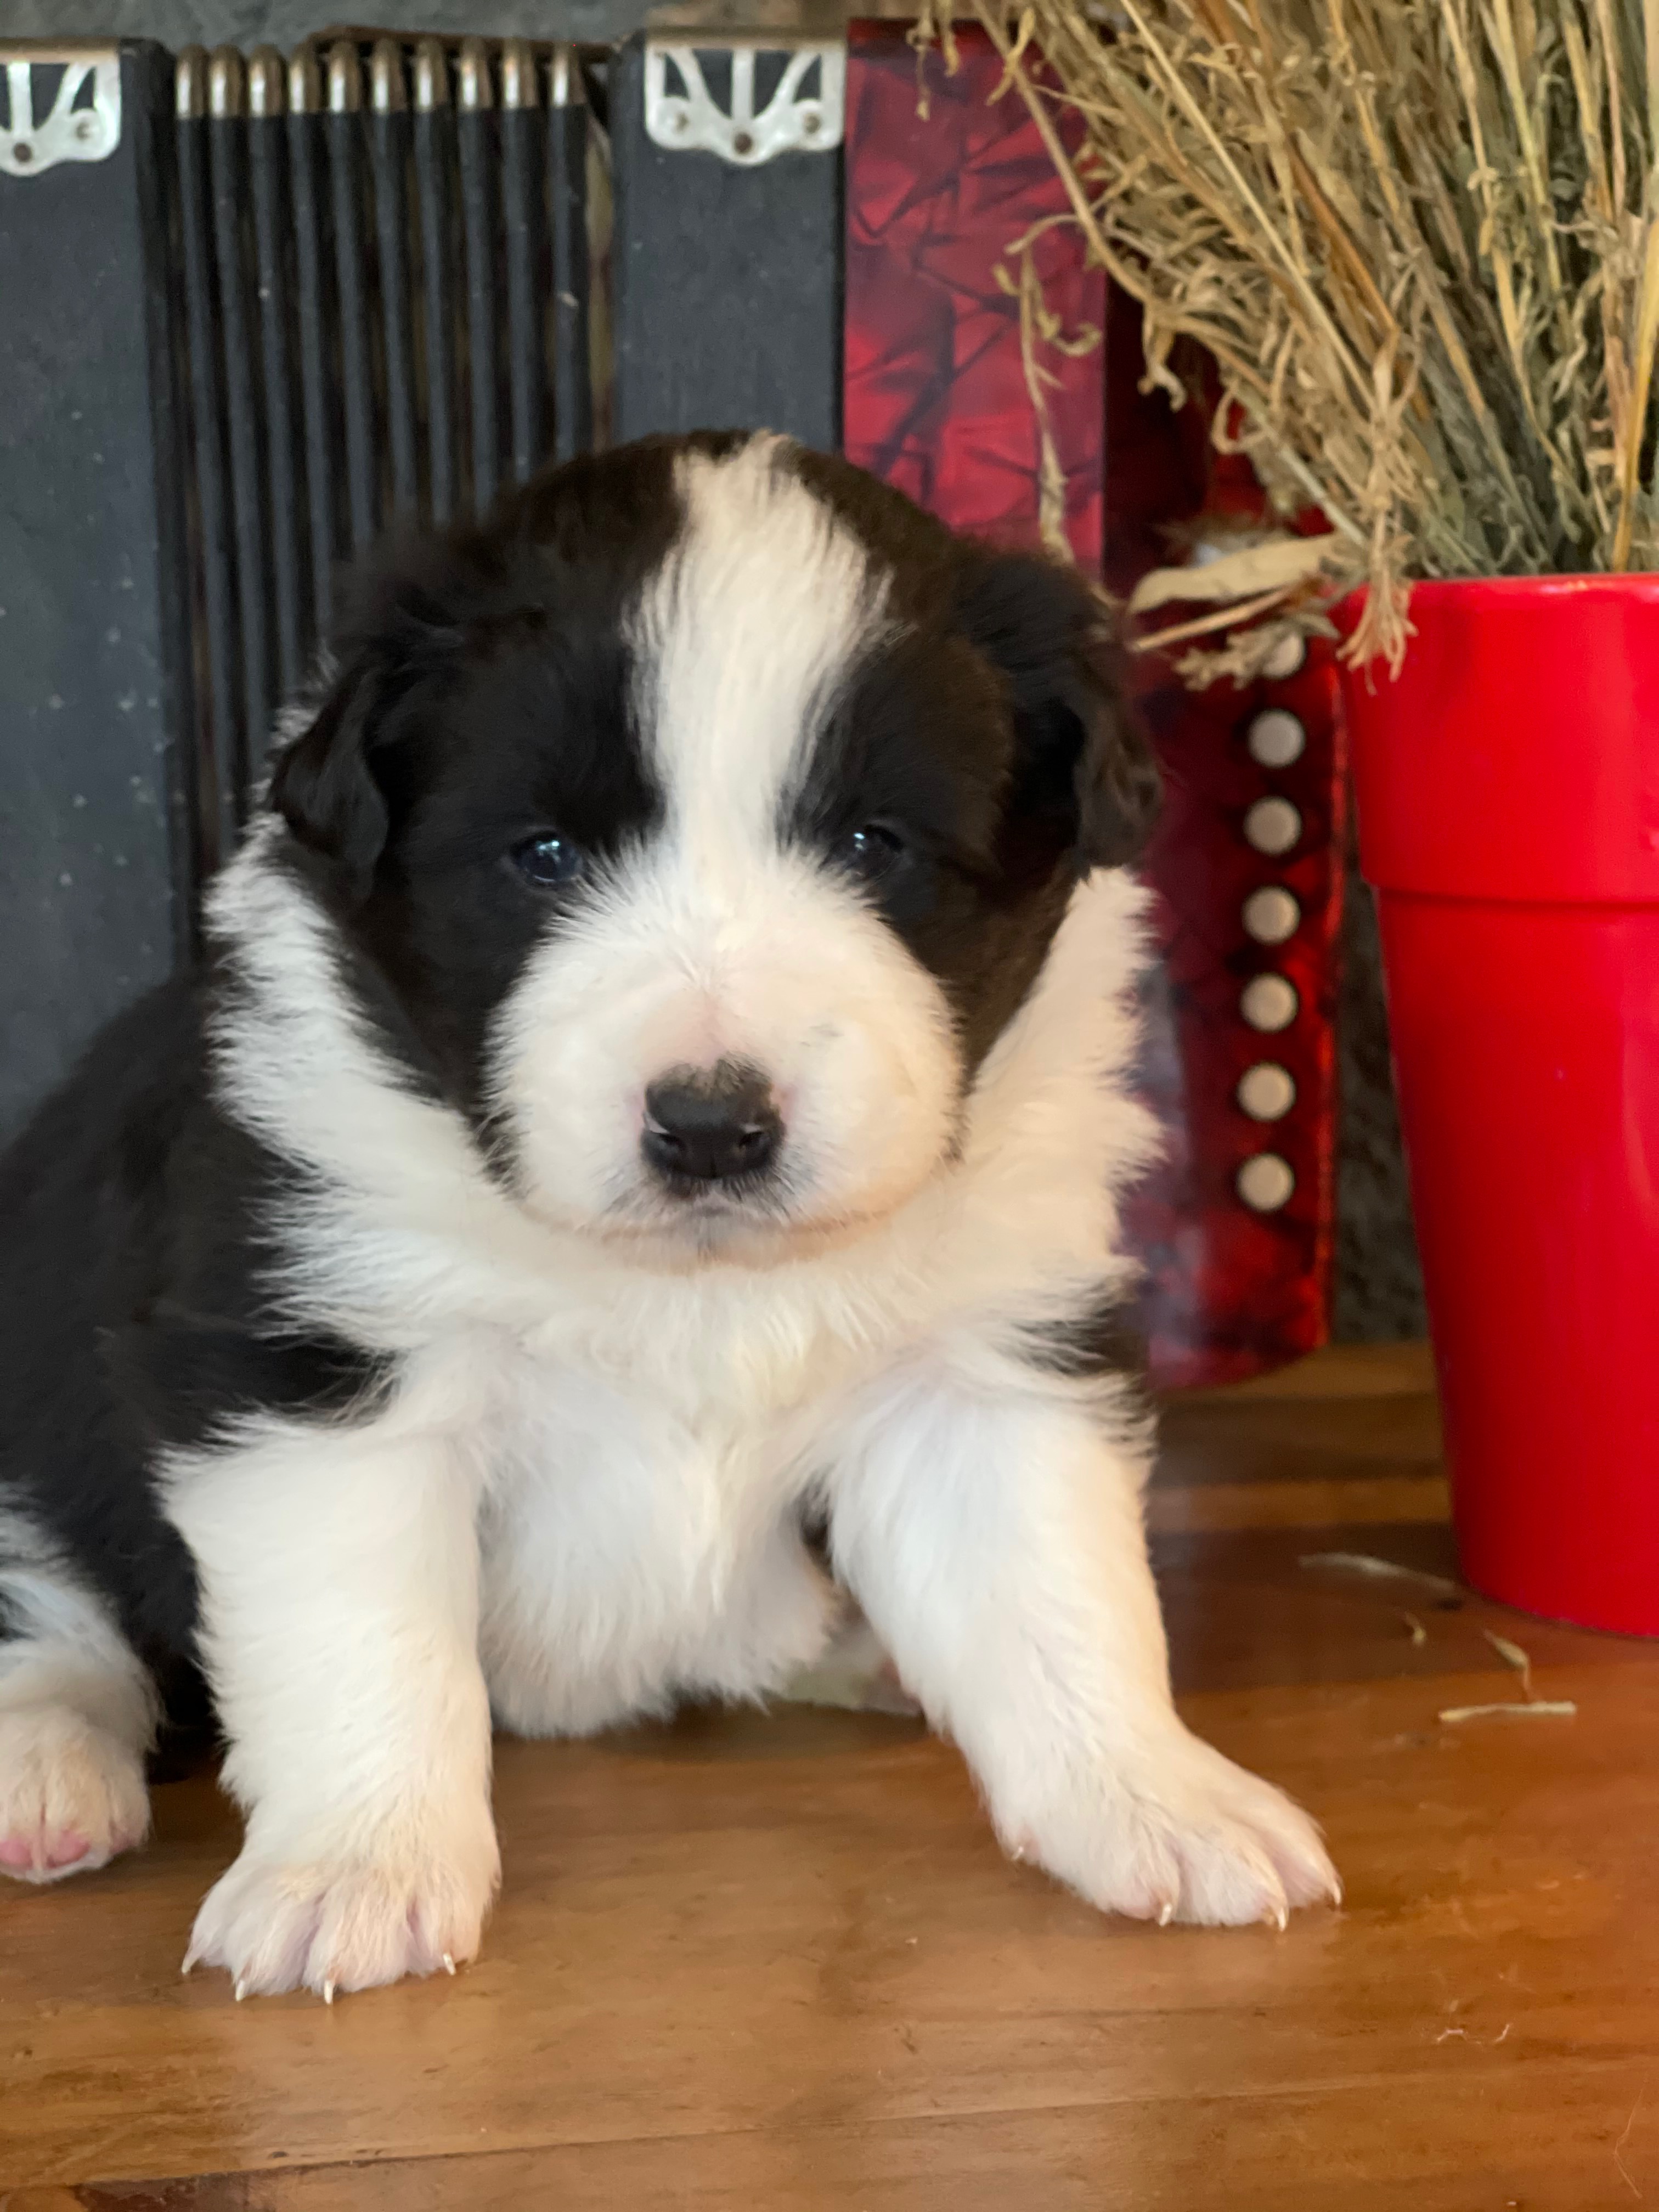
[187,1820,499,2000]
[1006,1731,1337,1930]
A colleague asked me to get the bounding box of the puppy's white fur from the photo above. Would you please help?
[0,1518,155,1882]
[155,446,1335,1996]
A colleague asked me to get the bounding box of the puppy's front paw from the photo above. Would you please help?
[0,1705,150,1885]
[1011,1731,1338,1928]
[185,1812,501,1999]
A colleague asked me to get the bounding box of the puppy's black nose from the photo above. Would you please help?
[642,1063,782,1186]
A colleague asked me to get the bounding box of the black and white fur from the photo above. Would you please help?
[0,433,1336,1995]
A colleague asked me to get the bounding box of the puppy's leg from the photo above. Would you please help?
[166,1414,498,1998]
[777,1607,921,1717]
[774,1515,919,1716]
[0,1524,155,1883]
[827,1367,1339,1926]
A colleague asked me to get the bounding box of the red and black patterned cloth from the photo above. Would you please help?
[844,22,1345,1386]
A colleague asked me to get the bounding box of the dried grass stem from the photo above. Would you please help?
[945,0,1659,666]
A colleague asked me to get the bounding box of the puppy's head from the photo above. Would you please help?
[270,433,1157,1253]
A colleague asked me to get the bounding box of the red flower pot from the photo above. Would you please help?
[1341,576,1659,1633]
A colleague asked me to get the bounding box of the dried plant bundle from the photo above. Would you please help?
[937,0,1659,668]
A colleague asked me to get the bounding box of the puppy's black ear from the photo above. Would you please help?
[267,657,389,901]
[269,560,463,901]
[955,549,1160,872]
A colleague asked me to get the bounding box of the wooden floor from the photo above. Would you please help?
[5,1343,1659,2209]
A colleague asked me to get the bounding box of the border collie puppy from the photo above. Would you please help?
[0,433,1336,1996]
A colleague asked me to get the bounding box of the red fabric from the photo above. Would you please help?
[1104,323,1345,1384]
[844,22,1344,1385]
[1126,645,1345,1388]
[843,24,1104,564]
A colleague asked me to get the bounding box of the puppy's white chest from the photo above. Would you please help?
[523,1260,882,1420]
[475,1348,839,1739]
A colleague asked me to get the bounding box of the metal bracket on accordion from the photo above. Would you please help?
[643,38,844,166]
[0,43,121,178]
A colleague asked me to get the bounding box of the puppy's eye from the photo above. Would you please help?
[510,832,586,889]
[837,823,907,883]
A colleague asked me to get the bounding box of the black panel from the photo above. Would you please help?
[329,94,379,555]
[177,88,240,862]
[414,88,459,524]
[610,37,840,450]
[370,94,421,522]
[456,92,500,516]
[0,35,600,1147]
[286,98,335,636]
[0,44,196,1146]
[210,100,274,787]
[502,95,548,486]
[548,87,592,465]
[249,105,306,701]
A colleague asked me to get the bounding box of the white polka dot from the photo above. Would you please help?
[1237,1153,1296,1211]
[1237,1062,1297,1121]
[1244,797,1302,856]
[1241,974,1299,1032]
[1243,887,1301,945]
[1246,708,1306,768]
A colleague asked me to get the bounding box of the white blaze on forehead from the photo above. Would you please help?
[631,439,888,866]
[486,436,960,1240]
